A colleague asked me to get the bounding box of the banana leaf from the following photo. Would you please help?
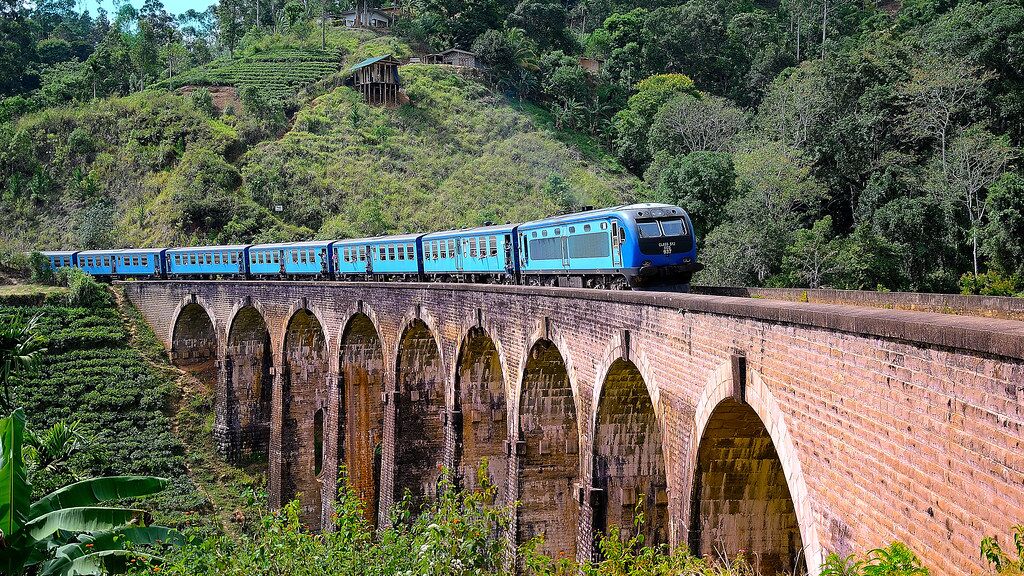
[0,409,30,538]
[40,549,162,576]
[30,476,167,519]
[23,507,148,543]
[40,526,184,576]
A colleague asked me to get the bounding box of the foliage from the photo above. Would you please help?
[0,408,181,576]
[959,271,1022,297]
[0,314,46,415]
[27,253,55,286]
[53,268,112,308]
[982,526,1024,575]
[821,542,929,576]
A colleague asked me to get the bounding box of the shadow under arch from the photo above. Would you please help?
[282,308,329,529]
[336,312,385,527]
[516,338,580,559]
[393,317,446,508]
[688,364,819,575]
[453,326,508,501]
[591,358,668,552]
[170,302,217,372]
[223,305,273,464]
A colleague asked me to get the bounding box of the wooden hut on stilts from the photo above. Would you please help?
[345,54,401,106]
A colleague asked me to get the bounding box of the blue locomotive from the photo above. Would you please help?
[41,203,702,289]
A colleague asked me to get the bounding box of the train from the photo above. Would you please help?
[42,203,703,290]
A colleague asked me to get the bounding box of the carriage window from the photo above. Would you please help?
[569,226,576,233]
[601,222,608,230]
[191,254,198,265]
[272,252,279,264]
[637,221,662,238]
[142,256,149,266]
[213,254,220,264]
[307,250,314,262]
[359,248,366,261]
[541,230,547,237]
[132,256,138,266]
[449,239,456,255]
[659,219,686,236]
[584,224,592,232]
[300,251,307,263]
[344,248,350,262]
[489,236,497,256]
[407,244,414,259]
[554,228,561,235]
[388,246,396,260]
[469,240,478,258]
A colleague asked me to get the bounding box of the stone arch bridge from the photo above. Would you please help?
[122,280,1024,576]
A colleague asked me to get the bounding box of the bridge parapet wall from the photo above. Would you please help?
[121,280,1024,575]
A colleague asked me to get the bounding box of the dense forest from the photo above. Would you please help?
[1,0,1022,293]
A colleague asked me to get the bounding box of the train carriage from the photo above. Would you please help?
[363,234,422,281]
[421,224,517,283]
[166,245,247,278]
[332,239,372,278]
[113,249,163,277]
[249,241,332,278]
[76,250,121,277]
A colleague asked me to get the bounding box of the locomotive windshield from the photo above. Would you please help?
[636,218,688,238]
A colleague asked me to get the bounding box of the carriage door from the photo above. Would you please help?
[560,227,570,270]
[503,234,513,273]
[455,239,464,272]
[610,221,622,267]
[365,245,373,274]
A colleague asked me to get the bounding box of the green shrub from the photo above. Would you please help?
[959,271,1022,297]
[1,249,32,281]
[25,251,55,285]
[54,268,112,308]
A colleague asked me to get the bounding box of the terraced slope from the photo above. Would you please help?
[159,48,343,102]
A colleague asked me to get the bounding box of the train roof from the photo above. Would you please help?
[40,250,78,256]
[78,248,163,255]
[519,203,684,228]
[249,240,331,250]
[332,233,422,244]
[165,244,250,253]
[421,223,516,239]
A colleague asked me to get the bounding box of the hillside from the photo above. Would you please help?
[0,29,639,250]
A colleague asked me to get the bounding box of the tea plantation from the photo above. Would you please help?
[0,298,211,528]
[158,48,342,103]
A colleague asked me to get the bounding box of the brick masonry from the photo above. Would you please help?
[124,280,1024,575]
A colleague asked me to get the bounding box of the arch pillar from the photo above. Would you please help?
[268,355,285,509]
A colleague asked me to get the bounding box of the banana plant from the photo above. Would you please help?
[0,409,184,575]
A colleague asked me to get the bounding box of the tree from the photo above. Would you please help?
[702,140,825,285]
[983,172,1024,278]
[901,53,992,174]
[506,0,569,51]
[641,1,736,96]
[648,93,747,157]
[781,216,846,288]
[756,60,829,150]
[928,125,1015,276]
[217,0,244,56]
[611,73,697,171]
[645,151,735,245]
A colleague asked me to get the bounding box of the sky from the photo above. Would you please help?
[77,0,216,17]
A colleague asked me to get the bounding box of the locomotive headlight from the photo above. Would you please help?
[651,209,664,217]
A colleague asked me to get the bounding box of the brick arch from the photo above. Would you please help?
[276,301,334,358]
[689,362,823,575]
[222,304,273,464]
[452,321,509,502]
[335,310,386,527]
[589,354,668,551]
[392,313,447,508]
[511,320,583,428]
[221,297,272,356]
[168,296,218,368]
[515,335,581,560]
[281,307,330,529]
